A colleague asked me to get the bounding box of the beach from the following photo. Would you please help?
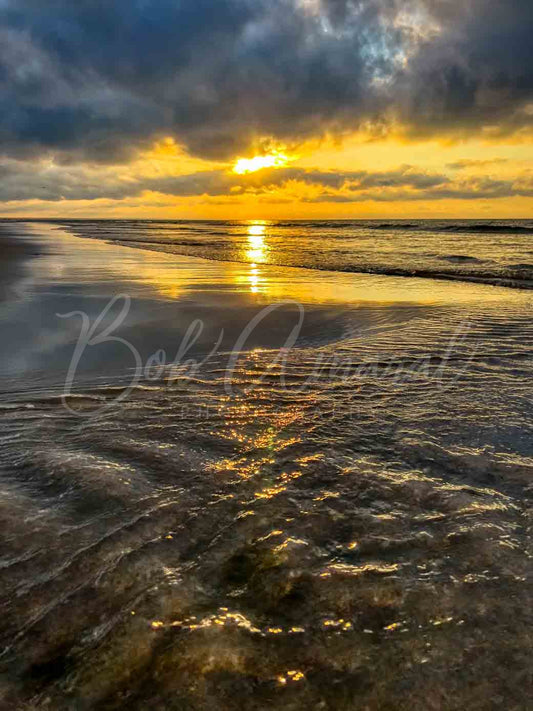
[0,221,531,710]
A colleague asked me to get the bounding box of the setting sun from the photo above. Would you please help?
[233,152,290,174]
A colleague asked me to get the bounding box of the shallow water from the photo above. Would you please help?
[0,223,531,709]
[44,217,533,288]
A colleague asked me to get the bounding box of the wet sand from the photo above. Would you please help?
[0,223,531,710]
[0,221,526,399]
[0,224,49,304]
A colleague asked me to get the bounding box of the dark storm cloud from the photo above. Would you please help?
[0,0,384,161]
[0,0,531,168]
[395,0,533,137]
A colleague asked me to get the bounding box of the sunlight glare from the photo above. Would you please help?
[246,222,268,264]
[233,152,290,174]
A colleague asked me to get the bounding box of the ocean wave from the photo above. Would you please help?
[60,220,533,291]
[115,237,226,247]
[365,222,533,234]
[436,255,484,263]
[368,222,421,230]
[440,224,533,234]
[109,242,533,289]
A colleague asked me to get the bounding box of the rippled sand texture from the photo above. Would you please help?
[0,223,531,710]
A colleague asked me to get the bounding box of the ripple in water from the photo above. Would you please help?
[0,295,532,709]
[0,222,531,709]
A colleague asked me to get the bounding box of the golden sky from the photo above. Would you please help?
[1,0,532,219]
[2,132,531,219]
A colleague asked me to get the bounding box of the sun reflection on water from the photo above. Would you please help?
[243,222,270,292]
[246,222,269,264]
[248,224,266,238]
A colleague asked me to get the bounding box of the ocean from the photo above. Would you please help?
[0,220,531,710]
[63,218,533,288]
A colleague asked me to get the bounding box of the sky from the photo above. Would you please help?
[0,0,532,219]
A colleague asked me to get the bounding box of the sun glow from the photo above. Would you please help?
[233,152,290,174]
[246,222,268,265]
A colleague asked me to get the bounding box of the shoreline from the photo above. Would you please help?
[0,223,50,304]
[3,218,533,291]
[59,218,533,292]
[0,220,531,710]
[0,220,524,403]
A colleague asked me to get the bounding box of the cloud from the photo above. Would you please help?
[394,0,533,138]
[447,159,510,170]
[1,158,531,205]
[0,0,531,168]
